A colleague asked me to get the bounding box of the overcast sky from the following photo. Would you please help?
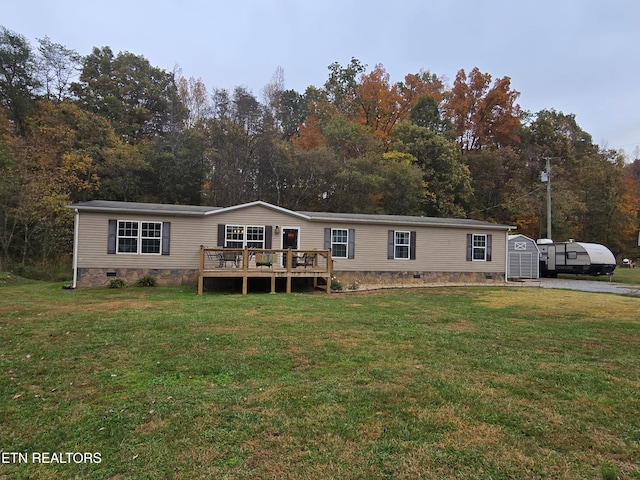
[4,0,640,155]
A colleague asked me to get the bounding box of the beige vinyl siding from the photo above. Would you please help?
[77,212,214,269]
[207,205,324,250]
[76,203,507,274]
[311,222,506,273]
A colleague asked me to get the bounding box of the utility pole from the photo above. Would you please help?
[541,157,552,240]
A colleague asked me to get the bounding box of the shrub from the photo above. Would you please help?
[136,275,157,287]
[330,277,343,291]
[109,278,128,289]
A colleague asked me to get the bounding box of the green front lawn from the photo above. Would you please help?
[558,263,640,285]
[0,283,638,479]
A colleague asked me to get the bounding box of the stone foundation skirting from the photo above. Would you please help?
[76,268,199,288]
[76,267,505,290]
[332,270,506,290]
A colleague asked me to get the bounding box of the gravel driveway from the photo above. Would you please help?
[530,278,640,296]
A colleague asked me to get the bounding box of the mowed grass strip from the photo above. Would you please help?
[0,283,638,479]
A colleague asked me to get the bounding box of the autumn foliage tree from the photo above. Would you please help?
[445,67,521,151]
[1,25,639,276]
[355,65,445,147]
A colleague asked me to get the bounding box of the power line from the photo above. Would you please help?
[612,140,640,149]
[468,185,545,216]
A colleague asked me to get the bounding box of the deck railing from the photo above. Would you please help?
[198,247,332,294]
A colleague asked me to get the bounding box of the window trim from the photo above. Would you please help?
[394,230,411,260]
[324,228,355,259]
[225,225,245,249]
[466,233,492,262]
[217,224,272,249]
[331,228,349,259]
[245,225,266,249]
[141,221,162,254]
[225,224,266,249]
[116,220,139,254]
[387,230,416,260]
[116,220,163,255]
[472,233,487,261]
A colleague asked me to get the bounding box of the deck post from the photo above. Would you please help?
[197,246,205,295]
[271,275,276,293]
[326,248,332,294]
[286,248,292,293]
[241,247,249,295]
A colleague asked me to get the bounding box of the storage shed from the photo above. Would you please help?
[507,234,540,279]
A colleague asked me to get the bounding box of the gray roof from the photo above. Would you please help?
[301,210,512,229]
[69,200,513,230]
[68,200,220,216]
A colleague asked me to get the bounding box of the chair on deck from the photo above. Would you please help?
[220,250,240,267]
[255,253,274,267]
[298,253,317,268]
[203,247,218,263]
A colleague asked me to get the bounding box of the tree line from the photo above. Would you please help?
[1,26,639,274]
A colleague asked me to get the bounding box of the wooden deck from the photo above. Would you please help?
[197,247,333,295]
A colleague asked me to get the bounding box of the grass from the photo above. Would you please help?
[0,271,36,287]
[560,264,640,285]
[0,280,639,479]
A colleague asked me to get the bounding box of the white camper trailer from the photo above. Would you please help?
[507,235,540,279]
[537,240,616,277]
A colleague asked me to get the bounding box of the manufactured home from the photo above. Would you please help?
[537,240,616,277]
[507,234,540,279]
[68,200,513,294]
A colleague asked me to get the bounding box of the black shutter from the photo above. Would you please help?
[486,234,492,262]
[265,226,272,249]
[107,219,117,254]
[466,234,473,261]
[388,230,395,259]
[348,229,355,259]
[217,224,225,247]
[410,231,416,260]
[324,228,331,250]
[161,222,171,255]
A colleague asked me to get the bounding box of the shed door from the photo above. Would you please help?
[509,252,535,279]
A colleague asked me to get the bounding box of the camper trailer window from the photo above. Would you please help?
[567,251,577,260]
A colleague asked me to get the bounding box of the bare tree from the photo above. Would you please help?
[36,36,81,101]
[177,75,211,128]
